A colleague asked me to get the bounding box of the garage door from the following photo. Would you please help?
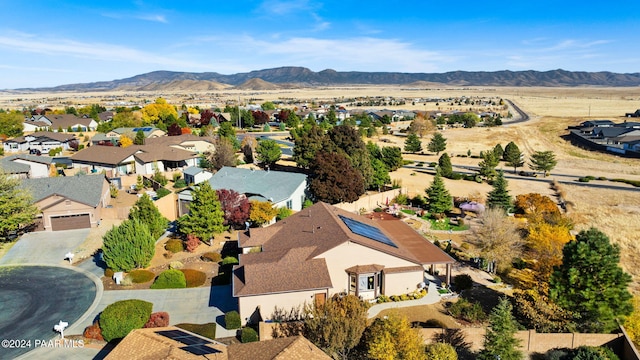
[51,214,91,231]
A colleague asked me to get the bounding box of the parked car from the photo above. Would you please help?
[518,171,538,177]
[29,149,41,156]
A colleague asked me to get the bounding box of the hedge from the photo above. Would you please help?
[201,252,222,263]
[99,299,153,341]
[221,256,239,265]
[225,311,241,329]
[180,269,207,288]
[176,323,216,339]
[241,327,259,343]
[150,269,186,289]
[128,269,155,283]
[165,239,184,253]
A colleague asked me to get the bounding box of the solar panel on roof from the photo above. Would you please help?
[338,215,397,248]
[182,345,221,356]
[142,127,152,131]
[132,127,141,131]
[156,329,213,347]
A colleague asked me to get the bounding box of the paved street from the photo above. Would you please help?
[0,229,90,266]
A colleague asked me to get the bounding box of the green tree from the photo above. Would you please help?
[493,144,504,160]
[325,108,338,125]
[370,157,391,190]
[128,194,168,240]
[102,219,155,272]
[304,294,368,360]
[404,132,422,153]
[549,228,633,333]
[529,150,557,177]
[327,125,374,190]
[0,172,38,241]
[381,146,403,171]
[134,129,145,145]
[503,142,524,173]
[478,298,523,360]
[177,182,226,243]
[292,124,326,168]
[99,299,152,342]
[261,101,276,110]
[0,111,24,137]
[309,151,364,204]
[255,139,282,168]
[487,171,512,212]
[425,170,452,216]
[218,121,239,148]
[427,132,447,155]
[365,311,426,360]
[478,150,500,181]
[438,153,453,178]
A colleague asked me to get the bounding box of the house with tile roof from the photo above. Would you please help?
[104,326,330,360]
[0,154,55,178]
[176,167,308,217]
[21,174,111,230]
[23,114,98,132]
[90,126,166,145]
[232,202,455,325]
[3,131,77,153]
[144,134,216,154]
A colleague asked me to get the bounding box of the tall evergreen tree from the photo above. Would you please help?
[381,146,403,171]
[292,124,326,168]
[134,129,145,145]
[438,153,453,178]
[102,219,155,272]
[255,139,282,168]
[478,297,523,360]
[426,170,452,216]
[427,132,447,155]
[549,227,633,333]
[487,171,512,212]
[493,143,504,160]
[129,194,168,240]
[404,132,422,153]
[503,141,524,173]
[327,125,374,190]
[177,182,226,244]
[478,150,500,181]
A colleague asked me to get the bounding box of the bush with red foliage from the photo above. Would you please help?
[185,233,200,252]
[144,312,170,328]
[83,321,104,341]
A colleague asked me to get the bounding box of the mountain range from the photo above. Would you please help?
[20,67,640,91]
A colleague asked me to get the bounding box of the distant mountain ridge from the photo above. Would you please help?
[21,67,640,91]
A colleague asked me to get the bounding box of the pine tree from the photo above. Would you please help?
[134,129,145,145]
[493,143,504,160]
[529,150,557,177]
[478,297,523,360]
[438,153,453,178]
[404,132,422,153]
[478,150,500,180]
[177,182,226,244]
[427,132,447,155]
[129,194,168,240]
[487,171,512,212]
[102,219,155,272]
[549,227,633,333]
[503,141,524,173]
[426,170,452,216]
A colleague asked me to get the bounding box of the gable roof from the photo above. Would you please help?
[21,174,107,207]
[134,147,199,163]
[227,335,331,360]
[111,126,165,137]
[0,157,31,174]
[43,114,95,129]
[3,154,55,165]
[233,202,454,297]
[208,167,307,204]
[6,131,76,144]
[71,145,141,165]
[144,134,214,147]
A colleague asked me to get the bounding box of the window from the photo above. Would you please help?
[358,274,375,291]
[286,199,293,209]
[349,274,357,294]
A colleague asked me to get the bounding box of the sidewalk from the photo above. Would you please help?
[368,281,443,319]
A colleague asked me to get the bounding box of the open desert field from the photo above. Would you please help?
[3,85,640,289]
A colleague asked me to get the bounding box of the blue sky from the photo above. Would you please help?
[1,0,639,89]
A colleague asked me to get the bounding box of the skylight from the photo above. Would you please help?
[338,215,397,248]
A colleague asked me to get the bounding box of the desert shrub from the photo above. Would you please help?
[83,321,103,341]
[225,311,241,329]
[221,256,239,265]
[416,162,424,167]
[150,269,186,289]
[176,323,216,339]
[424,342,457,359]
[144,312,170,328]
[453,274,473,291]
[241,327,259,343]
[610,178,640,187]
[104,268,114,278]
[99,299,153,341]
[201,252,222,262]
[156,187,171,198]
[180,269,207,288]
[120,276,133,286]
[578,176,591,182]
[423,318,448,328]
[597,176,608,181]
[276,207,293,221]
[169,261,183,269]
[185,233,200,253]
[448,172,465,180]
[448,298,487,323]
[377,294,390,303]
[128,269,155,283]
[165,239,184,253]
[174,178,187,188]
[172,173,181,182]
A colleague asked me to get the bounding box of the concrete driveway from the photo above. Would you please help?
[0,229,90,266]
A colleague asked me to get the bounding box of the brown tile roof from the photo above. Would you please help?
[345,264,385,274]
[234,202,454,297]
[8,131,76,143]
[45,114,94,129]
[134,146,199,162]
[104,326,228,360]
[144,134,215,147]
[234,247,332,296]
[71,145,141,165]
[227,336,331,360]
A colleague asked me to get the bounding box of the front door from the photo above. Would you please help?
[314,293,326,307]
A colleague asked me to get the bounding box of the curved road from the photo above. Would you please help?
[0,266,96,359]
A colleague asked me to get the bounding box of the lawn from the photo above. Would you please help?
[401,209,470,231]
